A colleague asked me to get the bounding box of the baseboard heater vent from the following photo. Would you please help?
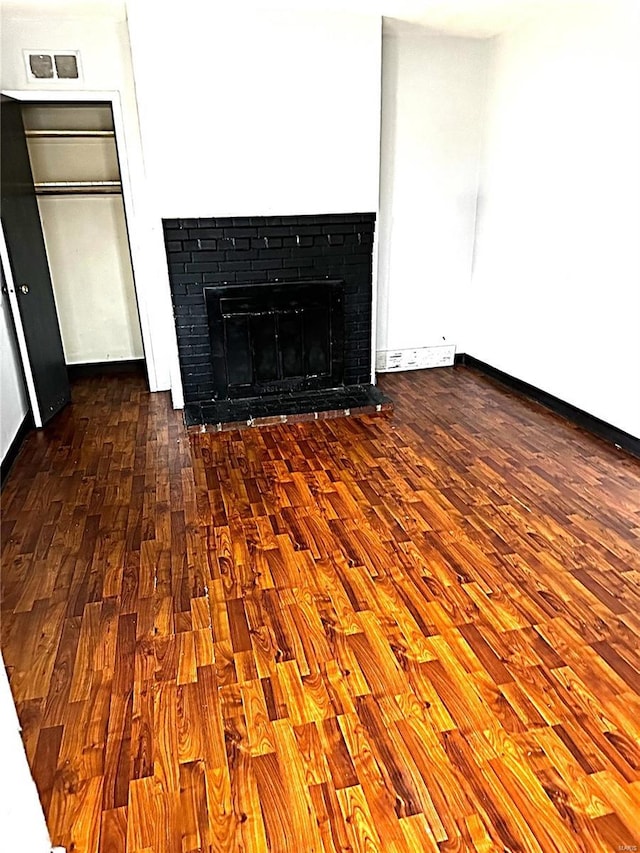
[376,344,455,373]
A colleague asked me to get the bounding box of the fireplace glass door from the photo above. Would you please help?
[205,280,344,400]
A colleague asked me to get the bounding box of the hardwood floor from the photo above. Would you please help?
[1,366,639,853]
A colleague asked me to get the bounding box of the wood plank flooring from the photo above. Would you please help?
[2,366,639,853]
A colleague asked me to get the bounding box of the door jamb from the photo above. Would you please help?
[0,224,42,427]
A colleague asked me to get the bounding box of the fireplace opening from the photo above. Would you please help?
[206,279,344,400]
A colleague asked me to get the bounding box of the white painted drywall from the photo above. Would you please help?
[0,655,51,853]
[37,195,144,363]
[26,134,120,183]
[377,20,490,355]
[467,2,640,438]
[0,288,29,462]
[0,10,180,395]
[125,3,382,218]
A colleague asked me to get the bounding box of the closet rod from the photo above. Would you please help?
[25,129,115,138]
[34,180,122,196]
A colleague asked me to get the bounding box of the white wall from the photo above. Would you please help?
[467,2,640,438]
[0,288,29,461]
[377,20,489,355]
[38,195,144,363]
[0,655,51,853]
[126,3,382,217]
[0,10,180,395]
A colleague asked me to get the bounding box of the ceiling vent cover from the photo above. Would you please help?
[23,50,81,82]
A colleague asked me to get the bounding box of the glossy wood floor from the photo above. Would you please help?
[2,367,640,853]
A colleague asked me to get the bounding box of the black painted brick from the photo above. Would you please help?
[172,294,206,306]
[292,226,319,236]
[251,259,282,270]
[203,273,236,283]
[224,227,258,238]
[228,250,259,261]
[219,261,253,272]
[259,247,293,259]
[259,226,292,237]
[188,228,223,239]
[185,263,220,273]
[321,224,356,234]
[266,268,300,281]
[237,271,271,283]
[163,213,375,403]
[190,251,223,262]
[255,237,283,248]
[292,246,325,258]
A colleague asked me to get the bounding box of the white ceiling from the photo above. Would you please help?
[0,0,625,37]
[0,0,124,19]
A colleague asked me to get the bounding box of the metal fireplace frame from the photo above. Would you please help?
[205,279,344,400]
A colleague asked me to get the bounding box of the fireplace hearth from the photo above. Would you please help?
[163,212,391,428]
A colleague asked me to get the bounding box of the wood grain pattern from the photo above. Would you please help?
[2,367,640,852]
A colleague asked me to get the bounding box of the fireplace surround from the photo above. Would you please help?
[163,212,390,427]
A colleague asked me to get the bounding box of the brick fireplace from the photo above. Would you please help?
[163,213,390,428]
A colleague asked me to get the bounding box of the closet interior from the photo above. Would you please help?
[23,102,144,371]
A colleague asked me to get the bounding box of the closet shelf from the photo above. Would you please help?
[25,129,115,138]
[35,180,122,196]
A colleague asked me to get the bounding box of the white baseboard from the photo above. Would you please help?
[376,344,456,372]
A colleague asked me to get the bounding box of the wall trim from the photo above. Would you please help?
[455,353,640,458]
[1,412,33,488]
[67,359,146,380]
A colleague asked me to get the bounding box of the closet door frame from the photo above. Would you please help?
[1,88,184,409]
[0,224,43,427]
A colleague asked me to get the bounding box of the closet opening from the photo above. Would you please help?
[22,100,146,383]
